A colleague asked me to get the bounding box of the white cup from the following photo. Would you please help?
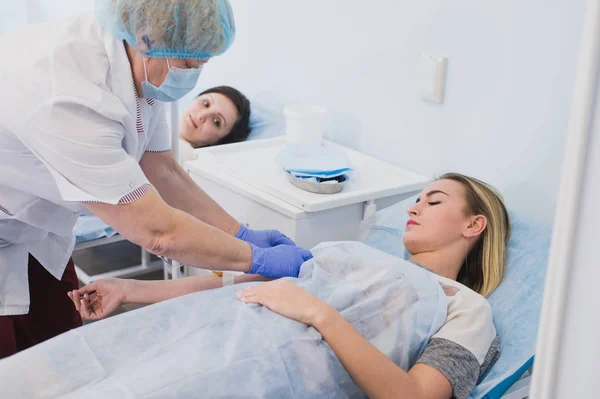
[284,104,327,146]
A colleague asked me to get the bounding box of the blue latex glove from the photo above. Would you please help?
[236,224,296,248]
[248,244,313,279]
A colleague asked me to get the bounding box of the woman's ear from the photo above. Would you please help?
[464,215,487,239]
[136,30,154,52]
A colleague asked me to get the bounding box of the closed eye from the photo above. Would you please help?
[415,198,441,205]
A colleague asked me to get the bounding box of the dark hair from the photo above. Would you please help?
[197,86,251,146]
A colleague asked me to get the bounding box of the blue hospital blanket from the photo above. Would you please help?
[0,242,447,398]
[73,215,117,244]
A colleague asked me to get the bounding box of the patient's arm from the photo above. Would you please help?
[314,309,453,399]
[237,280,453,399]
[69,274,268,321]
[122,274,269,305]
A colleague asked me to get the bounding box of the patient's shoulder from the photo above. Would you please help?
[416,277,499,399]
[433,276,496,359]
[437,276,493,316]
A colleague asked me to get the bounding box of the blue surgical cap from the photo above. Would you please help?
[95,0,236,60]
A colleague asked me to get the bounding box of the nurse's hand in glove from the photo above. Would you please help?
[248,243,313,279]
[68,278,126,321]
[236,224,296,248]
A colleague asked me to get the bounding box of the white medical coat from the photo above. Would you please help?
[0,13,171,315]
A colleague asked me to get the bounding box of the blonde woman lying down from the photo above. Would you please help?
[67,172,510,399]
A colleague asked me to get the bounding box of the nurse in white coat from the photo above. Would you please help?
[0,0,312,359]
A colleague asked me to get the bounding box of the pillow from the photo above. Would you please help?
[358,195,551,399]
[247,91,285,141]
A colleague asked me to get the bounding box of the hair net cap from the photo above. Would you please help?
[95,0,235,60]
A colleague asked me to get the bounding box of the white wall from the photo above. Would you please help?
[191,0,585,224]
[0,0,94,31]
[27,0,94,23]
[0,1,29,32]
[1,1,584,223]
[530,0,600,391]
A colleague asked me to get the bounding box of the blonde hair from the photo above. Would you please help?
[439,173,511,297]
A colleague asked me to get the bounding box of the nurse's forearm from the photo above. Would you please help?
[153,207,252,271]
[122,274,269,305]
[158,166,241,236]
[85,188,252,272]
[140,151,240,236]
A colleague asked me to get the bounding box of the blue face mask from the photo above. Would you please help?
[141,58,203,102]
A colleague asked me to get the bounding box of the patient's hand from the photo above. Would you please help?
[236,280,334,327]
[68,278,126,321]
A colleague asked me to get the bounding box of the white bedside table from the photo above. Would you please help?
[184,137,430,276]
